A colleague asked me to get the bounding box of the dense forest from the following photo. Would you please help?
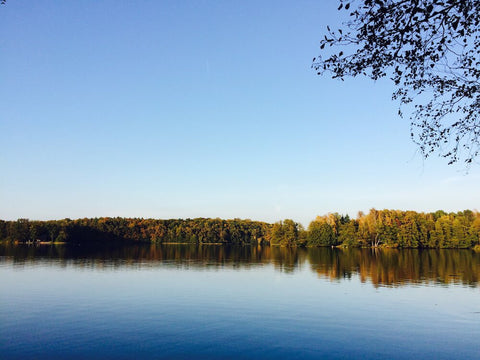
[1,209,480,249]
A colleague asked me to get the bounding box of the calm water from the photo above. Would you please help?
[1,244,479,359]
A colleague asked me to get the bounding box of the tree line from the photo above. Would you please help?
[1,209,480,248]
[0,217,270,245]
[272,209,480,249]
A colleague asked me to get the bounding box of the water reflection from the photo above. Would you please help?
[1,244,479,287]
[307,248,480,287]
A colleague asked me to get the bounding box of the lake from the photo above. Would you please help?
[1,244,479,359]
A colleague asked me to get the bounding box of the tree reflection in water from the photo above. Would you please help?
[1,244,478,287]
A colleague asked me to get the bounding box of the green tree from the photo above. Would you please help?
[452,217,468,248]
[397,212,420,248]
[338,220,358,247]
[270,219,301,246]
[307,218,336,246]
[14,219,30,242]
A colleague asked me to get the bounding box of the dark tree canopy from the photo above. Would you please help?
[313,0,480,165]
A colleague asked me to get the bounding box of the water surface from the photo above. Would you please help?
[1,244,479,359]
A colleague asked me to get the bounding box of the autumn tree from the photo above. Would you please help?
[313,0,480,165]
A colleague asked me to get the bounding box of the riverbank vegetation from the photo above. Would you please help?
[1,209,479,248]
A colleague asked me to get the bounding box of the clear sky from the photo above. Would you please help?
[1,0,479,226]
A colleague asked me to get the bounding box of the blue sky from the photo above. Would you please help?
[1,0,479,225]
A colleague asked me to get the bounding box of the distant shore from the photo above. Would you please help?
[1,209,480,249]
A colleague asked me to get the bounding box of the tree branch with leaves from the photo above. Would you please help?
[313,0,480,165]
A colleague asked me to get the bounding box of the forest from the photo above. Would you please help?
[1,209,479,249]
